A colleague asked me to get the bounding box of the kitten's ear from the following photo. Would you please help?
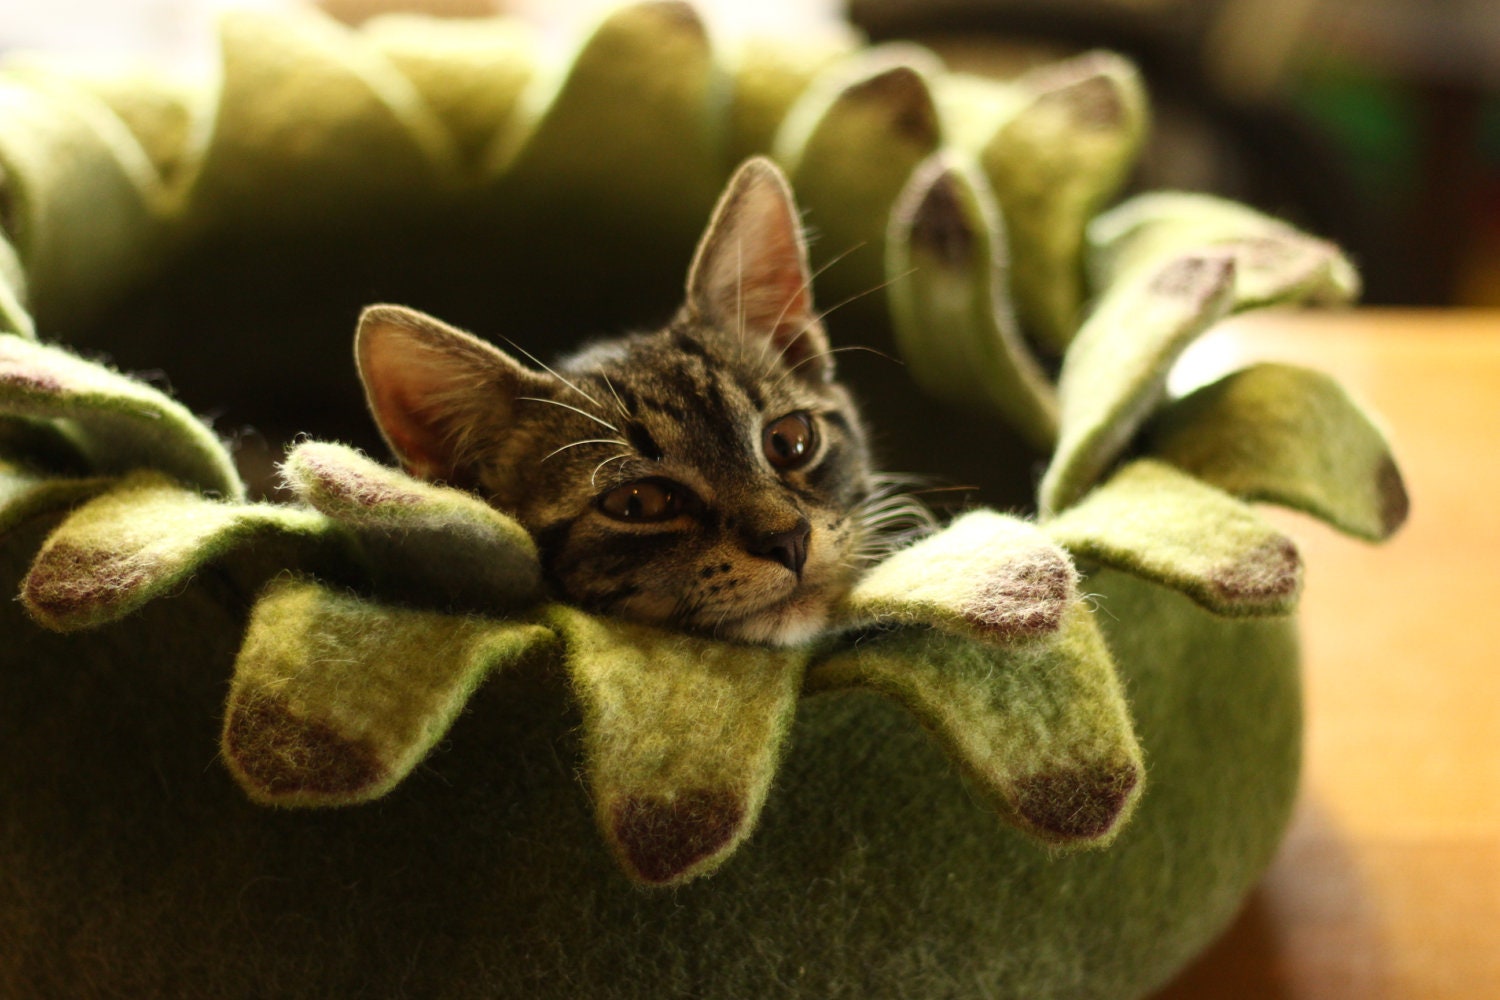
[686,157,831,380]
[355,304,546,486]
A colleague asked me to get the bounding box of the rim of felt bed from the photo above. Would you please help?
[0,1,1406,888]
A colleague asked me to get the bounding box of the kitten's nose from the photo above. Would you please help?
[748,518,811,577]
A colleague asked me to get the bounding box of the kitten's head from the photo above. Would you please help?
[356,157,875,645]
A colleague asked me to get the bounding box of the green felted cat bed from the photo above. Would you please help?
[0,4,1406,997]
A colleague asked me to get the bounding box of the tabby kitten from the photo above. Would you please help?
[356,157,892,646]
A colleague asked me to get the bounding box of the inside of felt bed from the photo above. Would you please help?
[51,191,1044,510]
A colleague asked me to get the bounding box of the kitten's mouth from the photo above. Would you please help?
[695,581,838,647]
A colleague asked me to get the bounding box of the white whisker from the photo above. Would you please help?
[763,242,868,376]
[600,373,630,419]
[770,344,903,391]
[516,396,619,433]
[591,452,631,487]
[497,334,605,410]
[794,269,914,342]
[541,438,630,463]
[845,482,940,568]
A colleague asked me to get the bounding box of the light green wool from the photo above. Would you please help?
[0,334,242,498]
[0,460,114,539]
[21,471,328,632]
[1150,362,1409,541]
[777,45,944,300]
[282,440,543,612]
[0,234,33,337]
[809,600,1144,846]
[1039,194,1362,514]
[837,509,1077,640]
[489,1,725,236]
[1046,459,1305,617]
[546,605,809,886]
[885,154,1059,450]
[981,53,1147,355]
[224,576,556,807]
[359,14,539,172]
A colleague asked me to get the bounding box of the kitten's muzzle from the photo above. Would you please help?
[747,517,811,578]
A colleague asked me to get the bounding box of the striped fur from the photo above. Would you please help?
[358,158,891,645]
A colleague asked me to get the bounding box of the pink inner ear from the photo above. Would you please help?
[372,382,447,480]
[361,334,465,483]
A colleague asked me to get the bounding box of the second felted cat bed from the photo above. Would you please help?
[0,4,1405,998]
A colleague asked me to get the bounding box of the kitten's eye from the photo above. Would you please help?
[764,412,816,470]
[598,478,686,522]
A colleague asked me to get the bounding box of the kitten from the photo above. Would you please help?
[356,157,904,646]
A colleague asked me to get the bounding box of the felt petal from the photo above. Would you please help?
[722,30,859,165]
[838,509,1076,642]
[0,233,33,339]
[193,7,458,231]
[547,606,808,887]
[1039,253,1237,515]
[21,472,333,631]
[1087,192,1361,307]
[1046,459,1303,616]
[360,14,537,173]
[886,154,1058,450]
[1151,363,1410,541]
[0,334,243,498]
[2,55,212,209]
[282,441,542,613]
[0,463,114,540]
[0,73,164,324]
[223,576,557,807]
[1039,193,1360,514]
[809,601,1144,846]
[981,52,1147,354]
[776,47,944,299]
[488,1,722,233]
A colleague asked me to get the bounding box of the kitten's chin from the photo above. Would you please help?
[710,595,832,648]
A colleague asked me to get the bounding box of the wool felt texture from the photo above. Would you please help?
[1039,192,1361,515]
[544,605,807,886]
[0,4,1409,997]
[224,576,556,808]
[838,508,1078,639]
[979,52,1147,355]
[1149,362,1409,542]
[886,154,1060,450]
[0,544,1303,999]
[1045,459,1304,617]
[808,599,1143,846]
[281,439,543,612]
[0,334,242,498]
[0,465,109,536]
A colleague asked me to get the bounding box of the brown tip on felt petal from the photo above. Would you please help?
[641,0,707,35]
[1149,254,1232,299]
[910,170,974,268]
[301,453,424,508]
[1377,455,1411,537]
[0,367,64,394]
[224,693,387,800]
[24,543,154,622]
[611,788,745,885]
[963,549,1075,638]
[0,344,65,394]
[1037,73,1125,131]
[843,67,940,146]
[1209,536,1302,604]
[1014,762,1140,840]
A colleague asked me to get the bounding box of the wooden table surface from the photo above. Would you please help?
[1149,309,1500,1000]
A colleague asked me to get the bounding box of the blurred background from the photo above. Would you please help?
[3,0,1497,308]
